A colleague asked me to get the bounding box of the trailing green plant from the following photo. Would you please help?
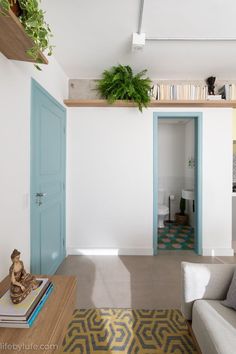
[179,197,186,215]
[97,65,152,112]
[0,0,53,69]
[0,0,14,14]
[19,0,53,67]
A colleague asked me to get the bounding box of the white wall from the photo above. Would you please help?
[184,120,195,226]
[0,53,68,280]
[202,109,233,256]
[66,108,153,254]
[232,198,236,247]
[158,122,185,219]
[67,107,233,256]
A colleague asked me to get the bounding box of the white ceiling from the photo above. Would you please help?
[41,0,236,79]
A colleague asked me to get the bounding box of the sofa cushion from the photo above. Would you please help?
[222,268,236,310]
[192,300,236,354]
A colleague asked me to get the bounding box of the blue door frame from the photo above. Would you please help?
[30,79,66,274]
[153,112,202,255]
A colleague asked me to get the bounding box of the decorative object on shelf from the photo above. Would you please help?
[97,65,152,112]
[206,76,216,95]
[0,0,53,69]
[9,249,40,304]
[175,197,188,225]
[207,94,222,101]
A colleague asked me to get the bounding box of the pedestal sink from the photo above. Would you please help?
[182,189,194,200]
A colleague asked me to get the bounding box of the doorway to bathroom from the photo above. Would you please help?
[153,113,202,255]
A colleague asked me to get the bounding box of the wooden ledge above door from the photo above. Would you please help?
[64,99,236,108]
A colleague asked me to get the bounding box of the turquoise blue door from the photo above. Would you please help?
[31,79,66,274]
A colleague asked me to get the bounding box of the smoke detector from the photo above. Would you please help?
[132,32,146,50]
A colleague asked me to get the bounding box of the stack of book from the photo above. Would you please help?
[150,83,208,101]
[0,278,53,328]
[218,84,236,100]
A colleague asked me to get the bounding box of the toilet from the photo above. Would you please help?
[158,189,169,228]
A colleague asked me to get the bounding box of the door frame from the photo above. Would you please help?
[30,78,67,273]
[153,112,203,255]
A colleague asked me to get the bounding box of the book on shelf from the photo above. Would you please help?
[218,84,236,100]
[151,83,208,101]
[150,85,158,100]
[0,278,53,328]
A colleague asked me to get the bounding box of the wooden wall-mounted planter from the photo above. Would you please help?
[0,8,48,64]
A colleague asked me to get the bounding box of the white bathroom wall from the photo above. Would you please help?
[184,120,195,226]
[184,120,195,188]
[67,107,233,256]
[158,122,185,219]
[0,53,68,280]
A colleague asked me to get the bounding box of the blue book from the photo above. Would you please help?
[28,284,54,327]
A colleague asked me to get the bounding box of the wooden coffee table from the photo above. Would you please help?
[0,275,77,353]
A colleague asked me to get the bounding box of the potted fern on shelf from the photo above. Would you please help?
[0,0,53,68]
[97,65,152,112]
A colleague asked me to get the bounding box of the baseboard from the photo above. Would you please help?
[67,248,153,256]
[232,241,236,253]
[202,248,234,256]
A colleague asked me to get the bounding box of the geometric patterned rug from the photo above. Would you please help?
[62,309,198,353]
[158,224,194,250]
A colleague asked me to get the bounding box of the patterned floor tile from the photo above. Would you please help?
[158,223,194,251]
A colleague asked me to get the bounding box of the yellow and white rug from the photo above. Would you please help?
[62,309,198,353]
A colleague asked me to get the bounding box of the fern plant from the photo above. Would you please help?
[97,65,152,112]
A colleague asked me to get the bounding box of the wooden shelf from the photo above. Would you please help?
[0,275,76,352]
[0,9,48,64]
[64,99,236,108]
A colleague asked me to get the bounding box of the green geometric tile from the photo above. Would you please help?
[158,223,194,250]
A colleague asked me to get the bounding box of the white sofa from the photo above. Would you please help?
[181,262,236,354]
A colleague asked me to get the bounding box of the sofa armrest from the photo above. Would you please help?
[181,262,236,320]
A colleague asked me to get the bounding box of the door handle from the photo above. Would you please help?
[35,192,47,206]
[36,192,47,197]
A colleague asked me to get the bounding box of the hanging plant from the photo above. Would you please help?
[97,65,152,112]
[0,0,16,14]
[0,0,53,69]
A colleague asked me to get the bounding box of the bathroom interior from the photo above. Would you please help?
[157,118,195,251]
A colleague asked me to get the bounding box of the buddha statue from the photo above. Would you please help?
[206,76,216,95]
[9,249,40,304]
